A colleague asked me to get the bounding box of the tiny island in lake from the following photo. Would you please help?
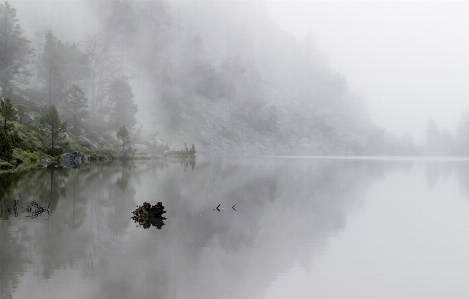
[132,202,167,230]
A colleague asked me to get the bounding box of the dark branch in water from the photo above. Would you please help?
[7,200,18,217]
[23,201,50,219]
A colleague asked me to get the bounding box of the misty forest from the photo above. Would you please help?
[2,1,469,299]
[0,1,450,166]
[0,1,468,165]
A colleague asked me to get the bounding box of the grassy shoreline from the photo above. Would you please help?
[0,149,196,174]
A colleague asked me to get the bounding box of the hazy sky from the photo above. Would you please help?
[266,1,469,142]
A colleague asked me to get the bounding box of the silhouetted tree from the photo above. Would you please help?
[64,84,88,133]
[0,98,16,133]
[102,76,137,130]
[0,1,33,90]
[0,129,13,161]
[37,30,63,104]
[37,30,89,104]
[39,104,67,149]
[83,34,121,112]
[116,124,132,158]
[60,43,89,88]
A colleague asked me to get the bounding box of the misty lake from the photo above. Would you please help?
[2,157,469,298]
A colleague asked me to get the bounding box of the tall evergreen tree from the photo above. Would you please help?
[0,2,33,90]
[39,104,67,149]
[0,97,16,133]
[0,129,13,161]
[116,124,131,158]
[102,76,137,130]
[84,34,120,112]
[64,84,88,133]
[37,30,63,105]
[37,30,90,104]
[59,41,90,90]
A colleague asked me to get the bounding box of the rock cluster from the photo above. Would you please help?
[58,151,82,168]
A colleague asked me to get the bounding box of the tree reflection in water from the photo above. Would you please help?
[0,158,419,299]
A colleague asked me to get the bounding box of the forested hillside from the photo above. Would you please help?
[0,0,397,161]
[91,0,384,155]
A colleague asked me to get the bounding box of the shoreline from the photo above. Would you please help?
[0,151,196,174]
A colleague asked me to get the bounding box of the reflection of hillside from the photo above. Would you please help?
[0,161,142,297]
[422,160,469,198]
[0,159,408,299]
[91,158,390,299]
[0,220,31,299]
[455,162,469,200]
[425,161,454,190]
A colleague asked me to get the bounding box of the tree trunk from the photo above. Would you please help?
[51,123,55,148]
[48,71,52,105]
[73,103,77,132]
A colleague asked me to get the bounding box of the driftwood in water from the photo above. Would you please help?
[131,202,167,229]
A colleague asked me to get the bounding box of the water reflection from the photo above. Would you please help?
[23,201,50,219]
[421,160,469,200]
[425,161,454,190]
[0,158,424,299]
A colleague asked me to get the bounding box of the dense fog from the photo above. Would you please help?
[1,1,467,156]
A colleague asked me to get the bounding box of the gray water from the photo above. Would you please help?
[2,157,469,299]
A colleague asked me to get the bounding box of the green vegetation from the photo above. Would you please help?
[0,130,13,161]
[39,104,67,149]
[0,98,16,133]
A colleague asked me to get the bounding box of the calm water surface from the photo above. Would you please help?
[2,157,469,298]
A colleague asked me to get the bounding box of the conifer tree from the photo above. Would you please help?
[0,2,34,90]
[39,104,67,149]
[102,76,137,130]
[116,124,132,158]
[37,30,62,105]
[0,98,17,133]
[64,84,88,133]
[37,30,90,104]
[0,129,13,161]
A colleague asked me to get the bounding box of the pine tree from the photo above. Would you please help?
[64,84,88,133]
[0,97,17,133]
[103,76,137,130]
[39,104,67,149]
[116,124,131,158]
[0,2,34,90]
[0,129,13,161]
[37,30,63,105]
[37,30,90,104]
